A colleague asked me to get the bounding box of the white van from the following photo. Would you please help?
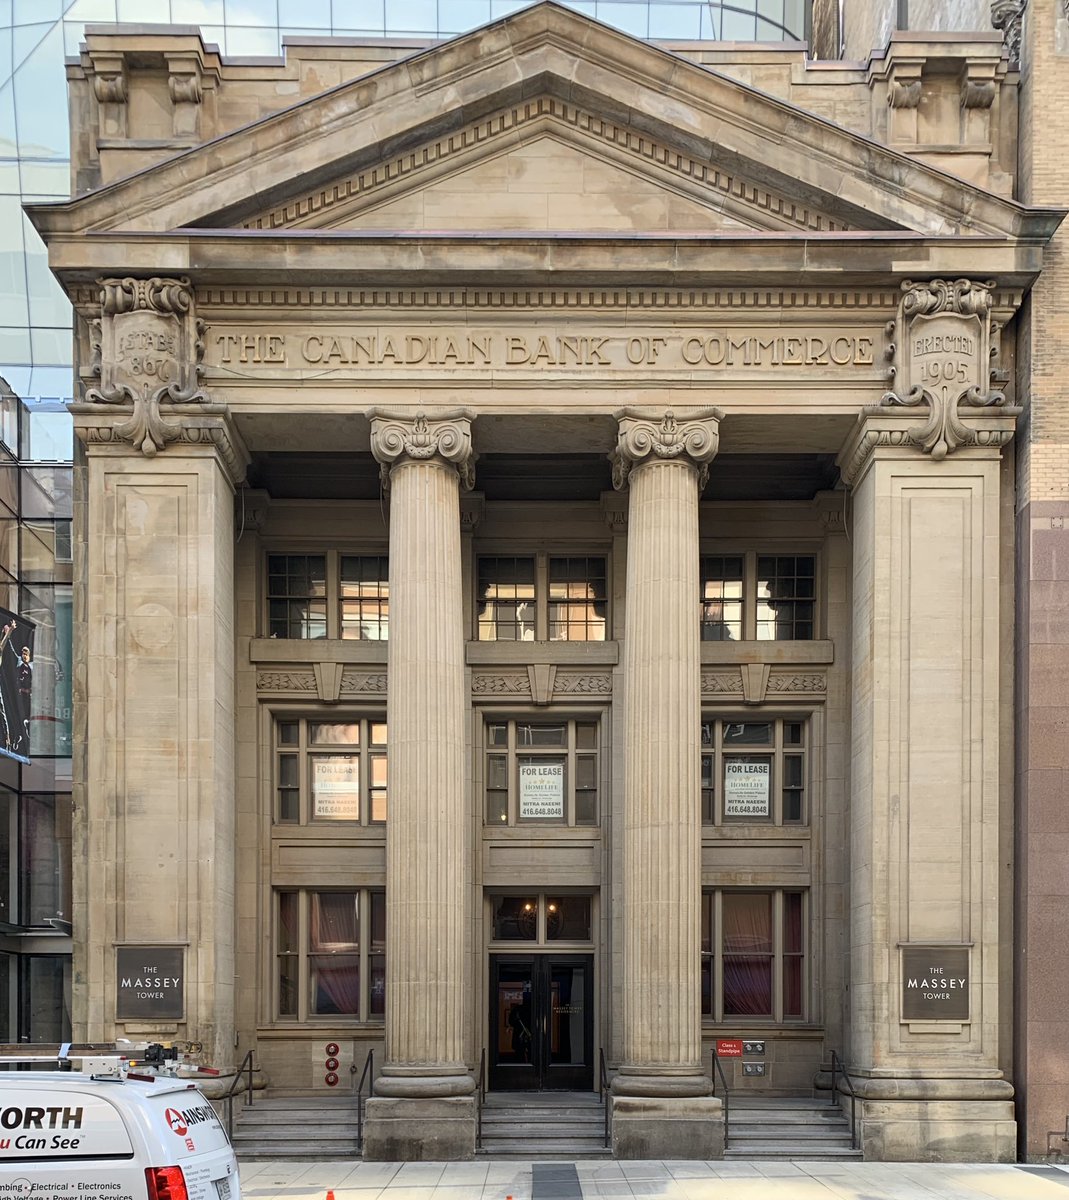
[0,1070,241,1199]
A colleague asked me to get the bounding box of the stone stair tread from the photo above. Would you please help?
[731,1124,851,1138]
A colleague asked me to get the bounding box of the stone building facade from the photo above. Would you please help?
[28,0,1069,1162]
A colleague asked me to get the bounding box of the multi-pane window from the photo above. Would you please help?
[267,553,388,639]
[701,719,806,825]
[268,554,326,639]
[477,554,607,641]
[702,890,806,1022]
[275,717,387,825]
[276,889,384,1022]
[340,555,389,640]
[485,720,599,827]
[700,552,816,641]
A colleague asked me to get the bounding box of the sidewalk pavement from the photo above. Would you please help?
[239,1158,1069,1200]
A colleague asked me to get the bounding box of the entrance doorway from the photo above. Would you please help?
[489,954,594,1090]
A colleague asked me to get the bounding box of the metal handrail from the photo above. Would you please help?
[829,1050,860,1151]
[355,1048,374,1150]
[710,1048,730,1150]
[475,1048,486,1150]
[599,1047,610,1148]
[221,1049,256,1140]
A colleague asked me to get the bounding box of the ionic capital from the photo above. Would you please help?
[368,409,476,491]
[71,401,249,485]
[611,407,722,491]
[836,406,1017,488]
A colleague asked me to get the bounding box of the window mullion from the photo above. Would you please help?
[743,553,757,640]
[298,890,309,1024]
[535,552,549,641]
[326,551,339,640]
[773,891,784,1024]
[359,889,368,1022]
[714,891,724,1023]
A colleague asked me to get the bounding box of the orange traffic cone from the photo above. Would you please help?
[326,1192,335,1200]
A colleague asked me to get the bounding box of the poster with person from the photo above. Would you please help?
[0,606,34,764]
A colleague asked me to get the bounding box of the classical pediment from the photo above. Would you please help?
[27,1,1061,252]
[242,103,855,236]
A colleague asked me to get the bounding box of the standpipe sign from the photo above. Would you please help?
[115,945,185,1020]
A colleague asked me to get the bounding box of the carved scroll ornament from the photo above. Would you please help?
[991,0,1026,64]
[881,278,1010,461]
[368,409,476,491]
[85,276,207,457]
[611,407,722,490]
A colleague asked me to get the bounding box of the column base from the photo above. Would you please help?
[858,1099,1016,1162]
[362,1095,476,1161]
[611,1095,724,1160]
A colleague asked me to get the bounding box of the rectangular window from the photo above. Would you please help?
[548,556,607,641]
[477,552,608,642]
[700,551,816,641]
[485,719,600,827]
[489,892,593,944]
[340,555,388,641]
[702,718,807,826]
[266,550,388,639]
[477,557,536,641]
[268,554,327,639]
[275,888,384,1023]
[274,717,386,825]
[702,889,806,1022]
[757,556,815,641]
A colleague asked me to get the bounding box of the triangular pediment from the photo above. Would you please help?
[244,112,853,236]
[27,1,1061,251]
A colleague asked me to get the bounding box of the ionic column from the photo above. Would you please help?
[609,407,723,1160]
[364,409,476,1162]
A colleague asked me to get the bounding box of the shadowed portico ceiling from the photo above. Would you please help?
[26,1,1064,271]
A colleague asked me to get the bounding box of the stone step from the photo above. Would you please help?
[726,1144,863,1159]
[730,1121,852,1138]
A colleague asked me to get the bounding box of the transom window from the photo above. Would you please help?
[276,889,384,1022]
[702,889,805,1022]
[485,720,599,826]
[701,552,816,641]
[477,554,607,641]
[275,717,387,825]
[701,718,806,825]
[267,553,388,640]
[489,893,593,943]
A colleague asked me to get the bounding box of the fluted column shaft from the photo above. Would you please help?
[370,409,474,1097]
[612,408,720,1097]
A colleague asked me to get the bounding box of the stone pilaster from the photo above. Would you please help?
[71,295,247,1067]
[837,401,1018,1162]
[363,409,477,1162]
[608,408,724,1160]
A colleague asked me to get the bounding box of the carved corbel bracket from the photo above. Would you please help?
[878,278,1019,461]
[166,53,206,139]
[368,408,476,493]
[885,60,924,144]
[610,407,722,491]
[83,276,215,459]
[89,51,128,139]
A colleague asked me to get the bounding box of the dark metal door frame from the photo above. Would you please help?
[488,953,594,1091]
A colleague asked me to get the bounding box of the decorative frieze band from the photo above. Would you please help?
[701,669,827,698]
[470,669,613,701]
[256,668,388,698]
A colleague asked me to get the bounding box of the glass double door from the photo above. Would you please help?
[489,954,594,1091]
